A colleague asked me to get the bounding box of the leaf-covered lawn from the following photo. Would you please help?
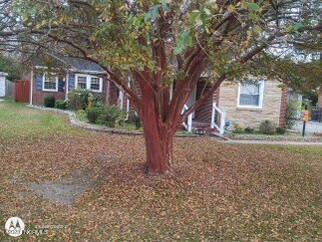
[0,100,321,241]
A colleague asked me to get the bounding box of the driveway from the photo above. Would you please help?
[293,121,322,135]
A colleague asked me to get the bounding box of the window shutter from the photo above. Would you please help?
[58,78,65,92]
[68,73,75,90]
[36,74,43,91]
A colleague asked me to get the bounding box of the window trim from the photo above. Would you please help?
[42,73,58,92]
[75,74,88,90]
[75,74,103,93]
[237,81,265,109]
[89,76,103,93]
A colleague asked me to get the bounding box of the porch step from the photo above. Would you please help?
[191,125,227,140]
[192,121,211,128]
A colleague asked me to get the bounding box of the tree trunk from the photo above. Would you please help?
[140,98,174,175]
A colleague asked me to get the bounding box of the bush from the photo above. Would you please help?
[87,93,96,109]
[68,89,90,110]
[55,100,67,110]
[233,123,244,133]
[244,127,254,133]
[259,120,276,135]
[276,127,286,134]
[44,96,55,108]
[87,106,105,123]
[126,111,141,129]
[287,100,301,129]
[96,106,126,128]
[76,110,88,122]
[86,105,126,127]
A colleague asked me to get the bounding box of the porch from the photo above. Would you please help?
[182,101,226,136]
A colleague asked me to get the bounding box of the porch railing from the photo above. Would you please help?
[211,102,226,135]
[182,105,193,132]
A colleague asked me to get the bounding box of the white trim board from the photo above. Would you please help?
[74,73,103,93]
[34,66,106,75]
[42,73,59,92]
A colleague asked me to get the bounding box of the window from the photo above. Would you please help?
[76,76,87,89]
[75,74,102,92]
[238,81,264,108]
[43,73,58,92]
[90,77,101,91]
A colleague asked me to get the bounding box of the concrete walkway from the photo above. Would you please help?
[223,139,322,146]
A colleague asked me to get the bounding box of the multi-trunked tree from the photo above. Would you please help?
[2,0,321,174]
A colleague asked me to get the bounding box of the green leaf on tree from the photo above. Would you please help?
[144,5,161,22]
[174,32,193,55]
[293,22,305,32]
[247,3,260,12]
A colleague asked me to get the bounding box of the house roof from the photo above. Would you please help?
[60,56,106,74]
[33,54,106,74]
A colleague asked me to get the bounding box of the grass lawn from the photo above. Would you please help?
[0,100,321,241]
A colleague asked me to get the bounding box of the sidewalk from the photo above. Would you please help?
[223,139,322,146]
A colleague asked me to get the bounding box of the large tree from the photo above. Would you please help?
[1,0,321,174]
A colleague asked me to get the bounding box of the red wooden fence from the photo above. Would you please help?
[15,80,30,103]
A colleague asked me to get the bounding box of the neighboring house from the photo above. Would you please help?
[0,72,8,97]
[27,55,120,106]
[27,55,288,134]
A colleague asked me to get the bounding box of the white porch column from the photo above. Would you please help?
[119,91,124,109]
[29,69,33,105]
[65,72,69,101]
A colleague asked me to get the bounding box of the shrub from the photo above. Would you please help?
[68,89,90,110]
[259,120,276,135]
[287,100,301,129]
[87,106,105,123]
[233,123,244,133]
[244,127,254,133]
[44,96,55,108]
[55,100,67,110]
[87,93,96,109]
[276,127,286,134]
[96,106,126,128]
[126,111,141,129]
[76,110,88,122]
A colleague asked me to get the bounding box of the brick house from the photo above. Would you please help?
[216,79,288,129]
[183,78,288,134]
[28,55,288,134]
